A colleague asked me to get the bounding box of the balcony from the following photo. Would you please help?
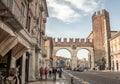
[0,0,24,31]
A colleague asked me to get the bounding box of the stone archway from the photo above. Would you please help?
[53,47,72,67]
[53,38,94,70]
[76,48,94,69]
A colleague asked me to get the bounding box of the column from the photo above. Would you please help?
[88,53,91,68]
[10,56,16,68]
[71,56,78,70]
[29,47,36,81]
[71,50,78,70]
[35,50,40,79]
[21,53,26,84]
[91,49,95,70]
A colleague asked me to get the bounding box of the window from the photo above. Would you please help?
[27,16,31,32]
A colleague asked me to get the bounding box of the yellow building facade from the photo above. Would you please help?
[110,32,120,71]
[44,37,53,68]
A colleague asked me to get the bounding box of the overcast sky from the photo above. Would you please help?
[46,0,120,60]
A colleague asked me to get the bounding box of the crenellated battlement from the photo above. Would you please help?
[53,38,93,47]
[53,38,93,44]
[92,9,109,18]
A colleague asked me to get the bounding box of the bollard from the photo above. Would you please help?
[71,77,74,84]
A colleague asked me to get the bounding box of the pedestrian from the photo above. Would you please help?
[39,67,43,80]
[48,67,52,78]
[52,67,57,82]
[15,66,21,84]
[71,77,74,84]
[59,68,62,78]
[44,67,48,80]
[3,68,20,84]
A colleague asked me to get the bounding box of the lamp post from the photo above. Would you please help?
[50,57,53,67]
[25,49,32,83]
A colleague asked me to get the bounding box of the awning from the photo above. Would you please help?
[0,28,17,56]
[0,28,28,58]
[12,42,28,59]
[0,36,18,56]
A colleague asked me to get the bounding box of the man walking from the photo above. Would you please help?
[52,67,57,82]
[39,67,43,80]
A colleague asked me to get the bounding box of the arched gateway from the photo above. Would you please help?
[53,38,94,69]
[52,9,111,70]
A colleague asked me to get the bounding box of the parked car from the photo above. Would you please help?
[73,67,78,71]
[64,67,71,70]
[74,67,84,72]
[77,67,84,72]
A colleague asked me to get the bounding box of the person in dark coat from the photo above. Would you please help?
[39,67,44,80]
[44,67,48,80]
[59,68,62,78]
[52,67,57,81]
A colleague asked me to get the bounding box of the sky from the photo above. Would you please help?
[46,0,120,60]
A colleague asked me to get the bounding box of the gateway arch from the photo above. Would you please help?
[52,9,111,70]
[52,38,94,69]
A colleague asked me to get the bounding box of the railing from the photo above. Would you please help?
[1,0,24,28]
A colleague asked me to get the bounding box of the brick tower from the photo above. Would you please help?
[92,9,111,70]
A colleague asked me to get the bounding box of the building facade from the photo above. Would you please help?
[110,32,120,71]
[0,0,48,83]
[44,37,53,68]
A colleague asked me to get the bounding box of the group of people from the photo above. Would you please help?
[0,67,21,84]
[39,67,48,80]
[39,67,63,81]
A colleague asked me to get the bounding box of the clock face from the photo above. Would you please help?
[71,44,77,50]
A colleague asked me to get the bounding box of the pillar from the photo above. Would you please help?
[35,51,41,79]
[10,57,16,68]
[71,50,78,70]
[90,49,95,69]
[21,53,26,84]
[29,47,36,81]
[88,53,91,68]
[71,56,78,70]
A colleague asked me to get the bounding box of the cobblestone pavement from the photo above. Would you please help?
[28,73,69,84]
[28,71,86,84]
